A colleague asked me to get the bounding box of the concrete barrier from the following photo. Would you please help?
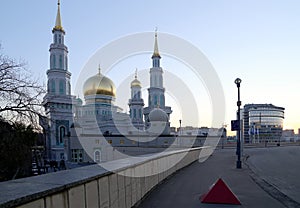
[0,147,209,208]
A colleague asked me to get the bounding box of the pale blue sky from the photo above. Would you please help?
[1,0,300,135]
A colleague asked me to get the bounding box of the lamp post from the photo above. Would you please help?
[179,119,182,136]
[222,124,227,149]
[178,119,182,146]
[235,78,242,169]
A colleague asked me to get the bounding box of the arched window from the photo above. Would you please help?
[154,95,158,106]
[68,81,71,95]
[160,94,164,107]
[54,34,58,44]
[65,56,68,70]
[51,80,55,93]
[59,55,63,69]
[52,55,56,69]
[50,55,53,68]
[58,34,62,44]
[94,150,101,163]
[133,109,136,118]
[59,126,65,144]
[59,80,64,94]
[139,109,142,119]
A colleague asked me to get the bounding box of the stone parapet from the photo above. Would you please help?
[0,147,210,208]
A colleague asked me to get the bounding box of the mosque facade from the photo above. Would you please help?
[41,1,173,162]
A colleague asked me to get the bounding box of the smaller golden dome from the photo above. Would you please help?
[83,72,116,97]
[131,69,142,87]
[131,78,141,88]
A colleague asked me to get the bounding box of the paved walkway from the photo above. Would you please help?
[137,148,288,208]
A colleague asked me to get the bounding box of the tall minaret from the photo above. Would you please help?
[128,69,144,130]
[148,30,165,108]
[144,31,172,128]
[48,0,70,95]
[42,0,74,160]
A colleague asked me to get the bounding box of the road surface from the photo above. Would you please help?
[137,146,300,208]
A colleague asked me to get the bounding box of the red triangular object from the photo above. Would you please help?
[200,178,241,205]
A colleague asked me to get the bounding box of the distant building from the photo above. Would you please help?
[177,126,226,137]
[282,129,294,137]
[243,104,285,143]
[281,129,296,142]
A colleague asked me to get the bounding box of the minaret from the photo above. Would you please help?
[42,0,74,160]
[128,69,144,130]
[47,0,70,95]
[148,30,165,107]
[144,31,172,129]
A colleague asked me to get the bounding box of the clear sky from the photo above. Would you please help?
[1,0,300,135]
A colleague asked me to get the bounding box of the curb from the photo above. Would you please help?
[244,155,300,208]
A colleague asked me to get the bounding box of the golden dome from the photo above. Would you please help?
[83,72,116,97]
[131,69,142,87]
[131,78,141,87]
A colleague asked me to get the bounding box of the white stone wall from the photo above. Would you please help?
[1,147,209,208]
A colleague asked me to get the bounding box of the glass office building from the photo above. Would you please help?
[243,104,285,143]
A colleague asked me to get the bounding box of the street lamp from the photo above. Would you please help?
[179,119,182,135]
[235,78,242,169]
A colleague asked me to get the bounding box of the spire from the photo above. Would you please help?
[152,28,161,58]
[53,0,64,32]
[135,68,138,79]
[98,64,101,75]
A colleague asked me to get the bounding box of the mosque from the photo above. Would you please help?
[41,1,173,162]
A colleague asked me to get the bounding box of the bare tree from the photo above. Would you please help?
[0,47,45,127]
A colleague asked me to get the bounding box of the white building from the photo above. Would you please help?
[281,129,298,142]
[40,1,172,162]
[178,126,226,137]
